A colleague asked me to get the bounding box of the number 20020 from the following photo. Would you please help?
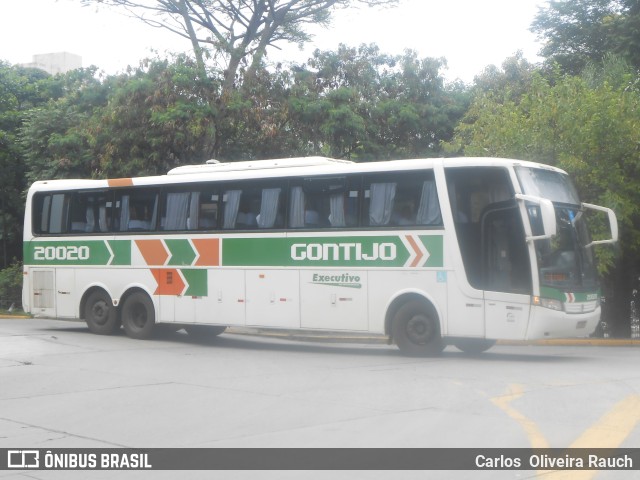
[33,245,90,261]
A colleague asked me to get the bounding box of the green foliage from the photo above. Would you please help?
[532,0,640,74]
[0,63,62,264]
[0,261,23,309]
[287,44,469,160]
[92,57,219,176]
[447,57,640,275]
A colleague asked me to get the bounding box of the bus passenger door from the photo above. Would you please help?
[482,202,532,339]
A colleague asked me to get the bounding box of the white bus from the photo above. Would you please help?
[22,157,618,355]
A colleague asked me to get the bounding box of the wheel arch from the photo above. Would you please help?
[79,284,114,320]
[384,290,443,342]
[119,285,156,315]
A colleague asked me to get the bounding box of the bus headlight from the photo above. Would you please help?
[533,296,564,311]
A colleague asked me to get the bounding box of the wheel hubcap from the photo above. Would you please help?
[131,304,147,329]
[406,314,433,344]
[91,301,108,325]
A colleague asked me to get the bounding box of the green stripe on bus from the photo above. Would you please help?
[108,240,131,265]
[222,235,444,268]
[182,269,207,296]
[165,239,196,266]
[540,286,600,303]
[24,240,131,266]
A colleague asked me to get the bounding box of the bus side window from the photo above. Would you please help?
[415,180,442,226]
[222,190,242,229]
[257,188,283,229]
[161,192,190,230]
[67,191,112,234]
[159,188,220,231]
[33,193,69,235]
[294,176,358,229]
[195,192,219,230]
[223,184,284,230]
[363,172,441,228]
[117,189,159,232]
[33,194,52,234]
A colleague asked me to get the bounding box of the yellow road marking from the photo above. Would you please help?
[490,384,550,449]
[492,386,640,480]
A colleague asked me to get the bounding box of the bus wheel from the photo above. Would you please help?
[392,300,443,356]
[121,291,155,340]
[453,339,496,354]
[84,290,119,335]
[184,325,227,339]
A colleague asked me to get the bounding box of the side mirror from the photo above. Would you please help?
[515,193,557,241]
[582,203,618,247]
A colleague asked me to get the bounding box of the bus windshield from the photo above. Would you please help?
[516,166,598,291]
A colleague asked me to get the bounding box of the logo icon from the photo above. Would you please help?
[8,450,39,468]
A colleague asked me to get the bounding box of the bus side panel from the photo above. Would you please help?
[246,269,299,328]
[446,271,485,338]
[164,268,246,326]
[300,270,368,331]
[55,268,76,318]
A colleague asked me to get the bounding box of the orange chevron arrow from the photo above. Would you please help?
[136,239,169,266]
[151,268,185,295]
[192,238,220,266]
[405,235,424,268]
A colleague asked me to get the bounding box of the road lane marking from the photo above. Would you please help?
[492,385,640,479]
[490,384,550,449]
[547,395,640,480]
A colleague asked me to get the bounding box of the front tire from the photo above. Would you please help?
[392,300,443,356]
[121,291,155,339]
[84,290,119,335]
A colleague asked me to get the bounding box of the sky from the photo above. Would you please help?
[0,0,547,83]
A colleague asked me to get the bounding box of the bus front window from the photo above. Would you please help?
[516,167,599,293]
[536,207,598,290]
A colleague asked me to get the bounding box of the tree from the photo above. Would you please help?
[287,44,469,159]
[80,0,399,156]
[532,0,640,74]
[91,57,219,176]
[446,59,640,335]
[472,51,538,102]
[80,0,398,92]
[0,63,58,265]
[21,67,109,182]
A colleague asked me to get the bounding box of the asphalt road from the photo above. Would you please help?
[1,318,639,480]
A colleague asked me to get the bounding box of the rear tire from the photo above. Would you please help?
[121,291,155,339]
[84,290,119,335]
[392,300,443,356]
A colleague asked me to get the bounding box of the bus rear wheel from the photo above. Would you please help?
[84,290,119,335]
[121,291,155,340]
[392,300,443,356]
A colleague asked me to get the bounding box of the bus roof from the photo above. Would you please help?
[27,157,568,192]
